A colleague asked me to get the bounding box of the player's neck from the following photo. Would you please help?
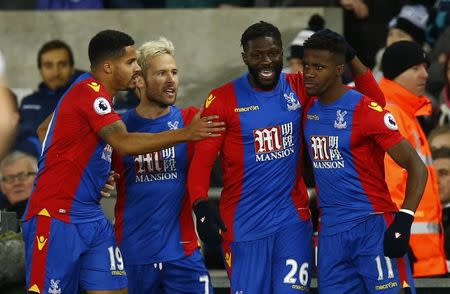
[318,84,347,105]
[91,71,117,97]
[136,100,170,119]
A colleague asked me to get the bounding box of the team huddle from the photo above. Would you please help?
[22,22,427,294]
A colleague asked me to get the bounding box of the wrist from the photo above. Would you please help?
[399,209,415,217]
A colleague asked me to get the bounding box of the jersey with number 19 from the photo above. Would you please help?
[21,73,127,294]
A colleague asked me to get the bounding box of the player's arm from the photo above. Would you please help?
[387,140,428,212]
[383,139,428,258]
[188,93,227,247]
[350,57,386,107]
[37,112,53,143]
[98,109,225,156]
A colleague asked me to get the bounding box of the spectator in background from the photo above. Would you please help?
[373,3,429,80]
[286,14,325,74]
[436,51,450,125]
[432,147,450,271]
[0,51,19,161]
[0,151,37,220]
[381,41,448,277]
[15,40,83,158]
[429,125,450,149]
[339,0,406,68]
[36,0,103,9]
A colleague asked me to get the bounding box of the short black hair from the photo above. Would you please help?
[432,147,450,160]
[37,40,74,68]
[303,33,346,64]
[240,21,282,51]
[88,30,135,67]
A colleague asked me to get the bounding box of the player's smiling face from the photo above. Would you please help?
[112,45,141,91]
[302,49,342,97]
[143,53,179,107]
[242,36,283,91]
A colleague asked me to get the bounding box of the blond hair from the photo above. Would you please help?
[137,37,175,76]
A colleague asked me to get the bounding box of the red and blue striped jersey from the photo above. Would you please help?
[188,73,311,242]
[23,73,121,223]
[113,106,199,264]
[304,89,402,235]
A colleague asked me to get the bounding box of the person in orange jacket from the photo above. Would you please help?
[380,41,448,277]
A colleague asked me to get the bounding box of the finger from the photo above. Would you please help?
[206,121,225,128]
[208,127,226,133]
[203,115,220,121]
[101,191,111,198]
[104,184,114,190]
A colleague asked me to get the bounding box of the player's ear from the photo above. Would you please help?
[241,52,248,65]
[134,75,145,89]
[336,64,345,77]
[103,61,113,74]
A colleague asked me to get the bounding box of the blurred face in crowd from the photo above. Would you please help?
[140,53,179,108]
[386,28,414,47]
[39,48,74,91]
[110,46,141,91]
[430,132,450,149]
[434,157,450,205]
[394,63,428,96]
[242,36,283,90]
[0,158,36,205]
[289,57,303,73]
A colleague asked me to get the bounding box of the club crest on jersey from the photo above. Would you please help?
[93,97,112,115]
[253,122,295,162]
[102,144,113,162]
[284,92,301,111]
[48,279,61,294]
[168,121,179,130]
[310,135,345,169]
[334,109,347,129]
[384,113,398,130]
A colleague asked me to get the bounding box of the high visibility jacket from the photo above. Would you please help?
[381,78,447,277]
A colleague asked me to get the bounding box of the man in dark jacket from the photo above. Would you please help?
[15,40,83,157]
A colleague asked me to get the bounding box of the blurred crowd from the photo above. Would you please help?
[1,0,450,291]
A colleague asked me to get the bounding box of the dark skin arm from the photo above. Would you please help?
[386,139,428,212]
[37,113,53,143]
[347,56,367,77]
[98,110,224,156]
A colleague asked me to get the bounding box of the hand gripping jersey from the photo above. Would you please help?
[113,106,199,265]
[23,73,120,223]
[304,89,402,235]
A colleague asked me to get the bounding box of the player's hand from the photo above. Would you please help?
[185,107,225,141]
[312,29,356,62]
[101,171,120,198]
[383,211,414,258]
[193,200,227,247]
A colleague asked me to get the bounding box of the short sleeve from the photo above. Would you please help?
[360,99,404,151]
[77,86,121,133]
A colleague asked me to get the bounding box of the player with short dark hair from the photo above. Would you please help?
[188,22,386,293]
[22,29,224,294]
[302,32,427,293]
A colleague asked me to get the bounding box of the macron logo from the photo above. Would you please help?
[200,217,206,223]
[395,232,401,239]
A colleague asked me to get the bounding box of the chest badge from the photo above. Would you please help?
[168,121,179,130]
[284,92,301,111]
[334,109,347,129]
